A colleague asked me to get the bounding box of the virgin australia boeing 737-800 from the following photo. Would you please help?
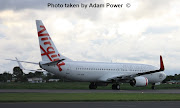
[9,20,166,90]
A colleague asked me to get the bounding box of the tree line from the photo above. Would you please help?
[0,66,61,82]
[162,74,180,83]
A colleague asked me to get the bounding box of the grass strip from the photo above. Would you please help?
[0,82,180,90]
[0,93,180,102]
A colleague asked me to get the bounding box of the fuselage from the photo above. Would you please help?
[41,61,166,83]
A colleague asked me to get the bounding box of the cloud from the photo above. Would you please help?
[0,0,180,75]
[0,0,101,11]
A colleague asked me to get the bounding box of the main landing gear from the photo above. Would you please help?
[89,82,120,90]
[89,82,97,89]
[151,83,155,90]
[112,84,120,90]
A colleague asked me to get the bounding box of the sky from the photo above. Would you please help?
[0,0,180,75]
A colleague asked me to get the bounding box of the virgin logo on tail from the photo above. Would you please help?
[38,25,49,37]
[38,25,65,71]
[57,62,65,71]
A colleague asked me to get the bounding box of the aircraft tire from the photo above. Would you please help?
[89,83,97,89]
[116,84,120,90]
[151,86,155,90]
[112,84,116,90]
[151,83,155,90]
[112,84,120,90]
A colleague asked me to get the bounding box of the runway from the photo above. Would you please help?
[1,89,180,108]
[0,102,180,108]
[0,89,180,93]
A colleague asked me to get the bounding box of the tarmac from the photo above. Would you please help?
[0,102,180,108]
[0,89,180,93]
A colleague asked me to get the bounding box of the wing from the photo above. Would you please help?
[100,55,165,82]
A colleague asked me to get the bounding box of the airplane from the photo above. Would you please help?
[8,20,166,90]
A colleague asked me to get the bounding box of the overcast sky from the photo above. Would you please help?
[0,0,180,75]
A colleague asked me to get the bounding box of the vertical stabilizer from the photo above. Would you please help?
[36,20,70,62]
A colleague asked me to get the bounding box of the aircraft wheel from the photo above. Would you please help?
[116,84,120,90]
[151,85,155,90]
[112,84,116,90]
[112,84,120,90]
[89,83,97,89]
[151,83,155,90]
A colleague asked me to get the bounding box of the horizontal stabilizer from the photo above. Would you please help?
[5,59,38,65]
[6,58,46,72]
[42,59,65,66]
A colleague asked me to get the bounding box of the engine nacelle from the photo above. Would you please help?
[130,76,148,87]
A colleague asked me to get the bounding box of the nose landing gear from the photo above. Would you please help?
[151,83,155,90]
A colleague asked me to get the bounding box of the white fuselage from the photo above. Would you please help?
[41,61,166,83]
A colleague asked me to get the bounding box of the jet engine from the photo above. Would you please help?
[130,76,148,87]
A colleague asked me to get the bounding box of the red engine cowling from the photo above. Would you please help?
[130,76,148,87]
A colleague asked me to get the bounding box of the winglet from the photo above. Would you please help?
[160,55,165,71]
